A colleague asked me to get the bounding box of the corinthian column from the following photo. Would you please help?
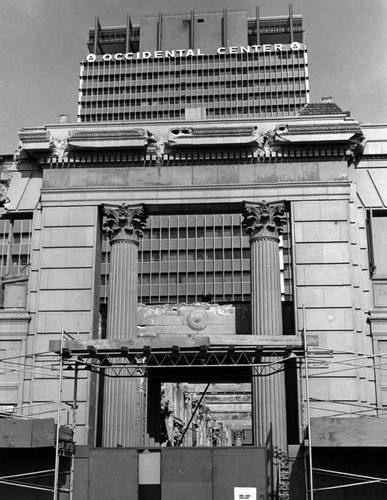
[243,201,286,337]
[242,201,288,496]
[102,203,148,447]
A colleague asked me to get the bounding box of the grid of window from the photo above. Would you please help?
[0,218,33,278]
[100,213,292,304]
[248,17,303,37]
[79,50,308,122]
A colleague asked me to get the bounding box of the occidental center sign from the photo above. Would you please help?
[86,42,303,62]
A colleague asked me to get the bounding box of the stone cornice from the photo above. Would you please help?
[38,145,351,167]
[67,128,150,151]
[41,179,352,194]
[167,126,261,148]
[1,274,29,284]
[368,310,387,325]
[19,130,50,144]
[21,122,366,166]
[0,311,30,323]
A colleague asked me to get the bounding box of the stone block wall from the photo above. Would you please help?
[293,198,376,417]
[26,205,100,444]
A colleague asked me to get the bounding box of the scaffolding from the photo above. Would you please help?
[2,327,387,499]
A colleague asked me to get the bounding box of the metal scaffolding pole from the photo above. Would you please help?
[303,306,314,500]
[53,327,64,500]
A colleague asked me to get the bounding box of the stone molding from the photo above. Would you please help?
[69,128,148,140]
[0,311,30,333]
[41,179,352,194]
[242,201,286,239]
[19,131,50,144]
[103,203,148,244]
[369,310,387,326]
[172,126,258,137]
[283,124,362,134]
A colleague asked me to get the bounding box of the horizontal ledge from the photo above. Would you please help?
[50,334,315,356]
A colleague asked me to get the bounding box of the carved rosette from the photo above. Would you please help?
[242,201,286,240]
[103,203,148,244]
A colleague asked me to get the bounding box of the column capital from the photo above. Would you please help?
[242,200,286,239]
[103,203,148,244]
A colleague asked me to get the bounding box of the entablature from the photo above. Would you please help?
[18,119,366,168]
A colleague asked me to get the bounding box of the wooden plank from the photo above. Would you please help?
[50,334,313,354]
[208,334,308,346]
[200,395,251,404]
[161,448,212,500]
[0,420,32,448]
[187,383,251,393]
[311,417,387,447]
[213,448,267,500]
[32,419,56,447]
[89,449,138,499]
[0,418,55,448]
[207,412,251,420]
[50,335,211,353]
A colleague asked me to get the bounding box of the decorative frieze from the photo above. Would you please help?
[67,128,149,150]
[19,130,51,145]
[282,123,362,134]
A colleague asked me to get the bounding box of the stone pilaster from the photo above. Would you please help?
[243,201,288,496]
[102,203,148,447]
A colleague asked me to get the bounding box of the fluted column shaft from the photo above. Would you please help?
[107,238,139,339]
[250,235,283,336]
[243,201,288,495]
[102,204,147,447]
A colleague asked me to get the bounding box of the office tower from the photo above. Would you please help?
[78,7,308,122]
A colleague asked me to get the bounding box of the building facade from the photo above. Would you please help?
[1,7,387,500]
